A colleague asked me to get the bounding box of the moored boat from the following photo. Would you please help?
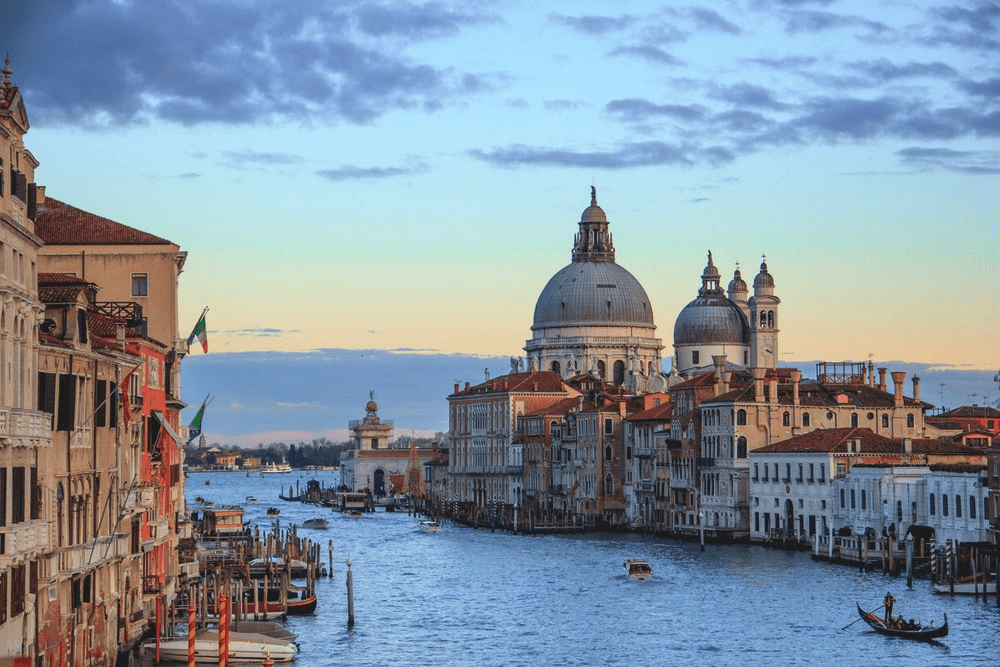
[248,556,309,578]
[855,603,948,640]
[303,517,329,530]
[143,630,297,663]
[419,519,442,533]
[624,559,653,581]
[932,576,997,595]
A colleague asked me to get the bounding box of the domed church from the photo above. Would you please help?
[525,188,669,392]
[672,252,780,379]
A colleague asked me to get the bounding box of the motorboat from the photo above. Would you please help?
[419,519,443,534]
[932,577,997,595]
[303,518,329,530]
[245,496,258,504]
[624,559,653,581]
[262,462,293,474]
[266,507,280,517]
[143,630,297,663]
[248,556,309,578]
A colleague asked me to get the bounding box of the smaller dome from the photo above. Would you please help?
[581,186,607,223]
[674,295,750,345]
[754,259,774,289]
[728,266,748,293]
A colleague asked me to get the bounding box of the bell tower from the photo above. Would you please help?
[749,256,780,369]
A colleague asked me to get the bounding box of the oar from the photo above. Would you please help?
[842,604,885,630]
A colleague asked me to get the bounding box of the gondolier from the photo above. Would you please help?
[883,591,895,625]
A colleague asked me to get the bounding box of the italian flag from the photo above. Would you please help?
[187,309,208,353]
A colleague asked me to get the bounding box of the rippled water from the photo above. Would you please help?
[188,471,1000,667]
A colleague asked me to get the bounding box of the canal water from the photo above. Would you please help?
[186,470,1000,666]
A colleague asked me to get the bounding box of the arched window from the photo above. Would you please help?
[861,489,866,510]
[851,413,859,428]
[906,414,914,428]
[551,360,561,373]
[604,473,614,495]
[597,360,606,379]
[759,311,766,327]
[970,496,976,519]
[737,409,747,426]
[782,411,790,427]
[613,360,625,385]
[850,489,856,509]
[839,489,845,508]
[942,494,949,517]
[955,495,961,518]
[605,445,613,461]
[802,413,810,427]
[881,414,889,428]
[929,493,936,515]
[736,437,747,458]
[767,311,774,327]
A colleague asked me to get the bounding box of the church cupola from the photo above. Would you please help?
[699,250,723,295]
[572,186,615,263]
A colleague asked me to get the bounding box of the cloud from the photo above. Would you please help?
[605,99,709,123]
[544,99,586,112]
[779,9,889,35]
[709,83,789,110]
[922,2,1000,52]
[315,160,429,181]
[844,59,958,84]
[608,45,683,66]
[549,13,637,35]
[8,0,491,127]
[469,141,697,169]
[743,55,818,71]
[895,147,1000,174]
[222,150,306,166]
[222,328,300,338]
[685,8,740,35]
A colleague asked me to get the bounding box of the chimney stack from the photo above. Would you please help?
[768,375,778,404]
[752,368,767,402]
[454,382,460,394]
[912,375,920,403]
[721,371,731,394]
[790,369,801,406]
[891,371,906,406]
[878,368,887,392]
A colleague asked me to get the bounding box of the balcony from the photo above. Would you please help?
[638,480,654,492]
[1,521,52,559]
[669,478,690,489]
[696,458,715,468]
[0,407,53,441]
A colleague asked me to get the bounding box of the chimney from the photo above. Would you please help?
[878,368,887,392]
[465,382,470,392]
[36,184,46,206]
[912,375,920,403]
[721,371,731,394]
[891,371,906,406]
[790,370,801,406]
[768,375,778,404]
[577,396,584,411]
[713,355,727,382]
[903,438,912,454]
[454,382,460,394]
[868,361,875,387]
[752,368,767,402]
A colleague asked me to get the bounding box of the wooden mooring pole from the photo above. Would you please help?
[346,555,355,628]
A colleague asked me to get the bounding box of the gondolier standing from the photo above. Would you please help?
[884,591,896,625]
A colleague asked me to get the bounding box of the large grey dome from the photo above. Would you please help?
[673,295,749,345]
[532,261,654,329]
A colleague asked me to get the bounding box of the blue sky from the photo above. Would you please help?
[5,0,998,443]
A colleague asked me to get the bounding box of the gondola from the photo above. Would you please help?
[855,603,948,640]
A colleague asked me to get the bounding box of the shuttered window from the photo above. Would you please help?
[57,374,77,431]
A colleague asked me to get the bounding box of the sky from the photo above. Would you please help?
[4,0,998,443]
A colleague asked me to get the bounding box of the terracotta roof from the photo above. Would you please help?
[934,405,1000,419]
[523,397,581,418]
[39,284,87,304]
[755,428,900,454]
[626,402,673,422]
[704,378,926,409]
[35,197,174,245]
[453,371,568,396]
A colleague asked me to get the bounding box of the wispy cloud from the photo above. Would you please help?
[896,147,1000,174]
[316,160,429,181]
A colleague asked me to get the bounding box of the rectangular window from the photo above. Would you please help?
[30,468,39,520]
[57,373,77,431]
[604,418,613,435]
[95,380,107,428]
[850,489,856,509]
[131,273,148,297]
[0,570,5,623]
[77,308,88,344]
[808,463,814,482]
[38,371,56,415]
[753,463,759,482]
[10,564,25,616]
[820,463,826,482]
[109,382,118,429]
[692,350,700,365]
[11,467,25,523]
[0,468,5,526]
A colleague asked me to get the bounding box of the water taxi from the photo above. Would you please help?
[624,559,653,581]
[262,462,293,474]
[419,519,443,534]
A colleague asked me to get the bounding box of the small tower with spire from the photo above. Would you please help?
[571,186,615,263]
[749,255,780,369]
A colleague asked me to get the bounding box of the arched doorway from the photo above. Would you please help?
[373,469,386,497]
[784,499,794,535]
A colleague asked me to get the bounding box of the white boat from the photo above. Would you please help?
[248,556,309,578]
[262,462,293,474]
[933,578,997,595]
[419,519,443,534]
[245,496,258,504]
[303,517,328,529]
[624,559,653,581]
[143,631,297,663]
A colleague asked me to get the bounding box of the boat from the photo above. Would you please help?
[419,519,443,534]
[241,584,318,615]
[624,559,653,581]
[855,603,948,640]
[262,462,293,474]
[347,509,364,518]
[143,630,297,663]
[303,517,328,529]
[248,556,309,578]
[932,576,997,595]
[266,507,280,517]
[245,496,258,504]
